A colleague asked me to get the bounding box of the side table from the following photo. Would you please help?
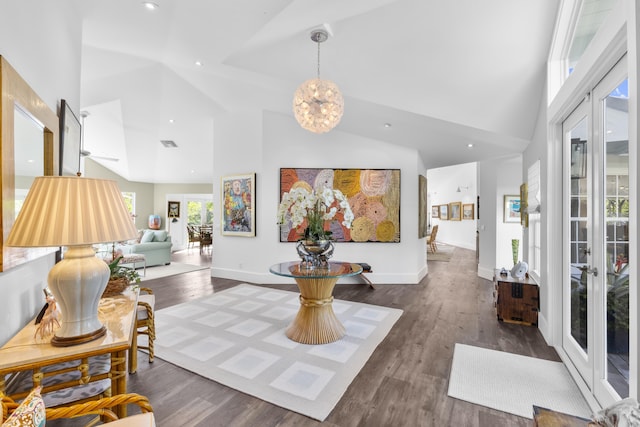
[269,261,362,344]
[0,287,139,418]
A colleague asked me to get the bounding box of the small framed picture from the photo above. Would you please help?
[431,205,440,218]
[439,204,449,220]
[449,202,461,221]
[503,195,521,223]
[462,203,475,220]
[221,173,256,237]
[168,201,180,218]
[59,99,81,176]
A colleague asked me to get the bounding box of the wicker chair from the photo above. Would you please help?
[1,388,155,426]
[128,287,155,374]
[427,225,439,253]
[186,224,200,251]
[199,225,212,255]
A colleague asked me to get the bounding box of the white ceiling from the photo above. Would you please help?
[77,0,560,184]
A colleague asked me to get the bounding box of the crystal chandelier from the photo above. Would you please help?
[293,28,344,134]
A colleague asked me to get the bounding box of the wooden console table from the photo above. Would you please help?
[0,287,139,418]
[269,261,362,344]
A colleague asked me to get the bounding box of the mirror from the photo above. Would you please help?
[1,56,58,271]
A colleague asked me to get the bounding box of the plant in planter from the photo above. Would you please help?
[103,256,141,297]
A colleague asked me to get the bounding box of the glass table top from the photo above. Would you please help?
[269,261,362,279]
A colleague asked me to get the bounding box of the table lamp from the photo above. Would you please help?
[6,176,138,347]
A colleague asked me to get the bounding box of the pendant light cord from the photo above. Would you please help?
[317,40,321,79]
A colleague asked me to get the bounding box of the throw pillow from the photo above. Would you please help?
[2,387,45,427]
[136,229,144,243]
[140,230,155,243]
[152,230,167,242]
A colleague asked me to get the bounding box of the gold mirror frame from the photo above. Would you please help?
[1,56,58,271]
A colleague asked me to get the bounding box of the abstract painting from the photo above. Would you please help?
[279,168,401,242]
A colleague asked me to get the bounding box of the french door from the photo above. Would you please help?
[562,56,630,405]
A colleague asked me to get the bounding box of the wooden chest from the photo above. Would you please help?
[493,269,539,326]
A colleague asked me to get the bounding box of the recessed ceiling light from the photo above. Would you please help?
[384,123,392,128]
[195,60,203,67]
[467,143,474,148]
[142,2,159,11]
[169,119,174,123]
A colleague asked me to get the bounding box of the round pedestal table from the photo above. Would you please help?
[269,261,362,345]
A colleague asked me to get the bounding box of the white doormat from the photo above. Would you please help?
[447,343,592,419]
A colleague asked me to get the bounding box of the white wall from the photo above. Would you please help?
[0,2,83,345]
[427,162,477,250]
[477,155,523,280]
[212,110,428,284]
[523,89,550,341]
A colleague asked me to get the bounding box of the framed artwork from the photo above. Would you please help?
[418,175,428,238]
[520,183,528,227]
[59,99,81,176]
[503,195,521,223]
[279,168,401,242]
[221,173,256,236]
[168,201,180,218]
[449,202,461,221]
[439,204,448,220]
[431,205,440,218]
[462,203,475,220]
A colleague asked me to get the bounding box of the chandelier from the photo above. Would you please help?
[293,28,344,134]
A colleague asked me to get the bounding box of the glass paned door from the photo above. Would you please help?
[563,102,593,386]
[562,57,630,406]
[601,78,629,399]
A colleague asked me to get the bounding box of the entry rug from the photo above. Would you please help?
[139,262,207,281]
[447,343,592,419]
[153,283,403,421]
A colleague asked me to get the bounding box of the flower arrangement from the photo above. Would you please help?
[277,186,354,241]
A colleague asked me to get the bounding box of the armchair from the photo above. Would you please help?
[1,387,155,426]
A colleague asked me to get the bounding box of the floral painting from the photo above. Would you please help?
[279,168,401,243]
[221,173,255,236]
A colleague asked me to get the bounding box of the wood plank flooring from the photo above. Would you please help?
[58,246,560,426]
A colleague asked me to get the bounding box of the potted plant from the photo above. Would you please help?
[607,256,629,354]
[103,256,141,297]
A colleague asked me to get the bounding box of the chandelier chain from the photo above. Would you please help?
[317,40,321,79]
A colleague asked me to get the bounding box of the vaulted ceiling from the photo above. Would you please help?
[77,0,560,183]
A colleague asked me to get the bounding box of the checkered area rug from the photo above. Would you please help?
[153,284,403,421]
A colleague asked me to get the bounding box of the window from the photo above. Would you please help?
[121,191,136,220]
[567,0,619,75]
[527,160,541,278]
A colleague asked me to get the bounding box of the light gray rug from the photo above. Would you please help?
[139,262,207,281]
[153,283,403,421]
[427,244,454,262]
[447,343,592,419]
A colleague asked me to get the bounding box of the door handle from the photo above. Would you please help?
[577,265,598,277]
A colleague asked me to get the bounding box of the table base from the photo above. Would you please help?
[286,276,345,345]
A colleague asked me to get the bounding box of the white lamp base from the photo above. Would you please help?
[48,245,110,347]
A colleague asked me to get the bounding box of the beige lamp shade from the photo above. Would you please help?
[7,176,137,247]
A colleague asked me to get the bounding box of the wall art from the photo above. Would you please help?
[503,194,521,223]
[462,203,475,220]
[221,173,256,236]
[279,168,401,242]
[449,201,462,221]
[418,175,428,238]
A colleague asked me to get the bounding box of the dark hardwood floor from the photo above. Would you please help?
[83,246,561,426]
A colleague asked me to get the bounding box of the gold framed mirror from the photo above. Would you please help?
[1,56,59,271]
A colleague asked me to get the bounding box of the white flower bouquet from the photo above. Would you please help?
[277,186,354,241]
